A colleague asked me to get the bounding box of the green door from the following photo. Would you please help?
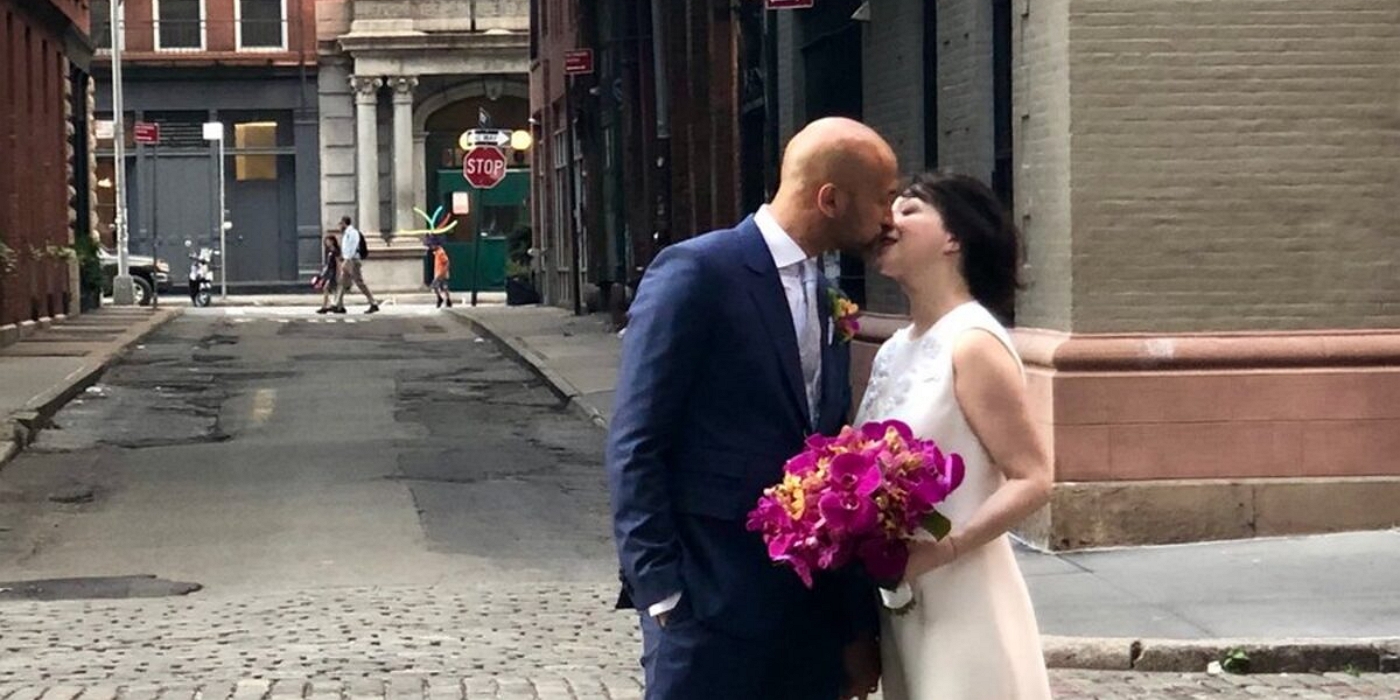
[432,168,530,293]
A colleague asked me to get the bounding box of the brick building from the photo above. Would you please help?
[91,0,322,287]
[532,1,1400,545]
[0,0,92,332]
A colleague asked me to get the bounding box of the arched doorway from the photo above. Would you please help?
[414,79,531,291]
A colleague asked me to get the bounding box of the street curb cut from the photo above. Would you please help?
[1042,635,1400,673]
[1,308,181,470]
[449,311,609,430]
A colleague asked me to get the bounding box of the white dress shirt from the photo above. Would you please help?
[650,206,823,621]
[341,225,362,262]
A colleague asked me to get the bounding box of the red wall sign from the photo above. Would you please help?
[133,122,160,144]
[564,49,595,76]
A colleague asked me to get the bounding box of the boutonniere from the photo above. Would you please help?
[827,287,861,343]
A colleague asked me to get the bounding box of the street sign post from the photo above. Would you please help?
[564,49,595,75]
[462,146,508,190]
[134,122,160,144]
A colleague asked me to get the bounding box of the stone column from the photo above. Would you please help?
[351,75,382,236]
[389,76,418,240]
[413,131,428,222]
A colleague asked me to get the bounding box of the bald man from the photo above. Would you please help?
[607,118,900,700]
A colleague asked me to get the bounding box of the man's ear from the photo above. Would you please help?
[816,183,841,218]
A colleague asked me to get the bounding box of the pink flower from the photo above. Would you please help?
[818,490,878,536]
[857,538,909,585]
[747,418,963,589]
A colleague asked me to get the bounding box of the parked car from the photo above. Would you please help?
[98,247,170,306]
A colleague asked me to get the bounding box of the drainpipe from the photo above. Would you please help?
[648,0,671,253]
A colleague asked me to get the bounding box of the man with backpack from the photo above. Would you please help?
[334,215,380,314]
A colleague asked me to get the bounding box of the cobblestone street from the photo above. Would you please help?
[3,584,1400,698]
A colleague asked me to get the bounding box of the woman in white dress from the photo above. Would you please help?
[856,172,1054,700]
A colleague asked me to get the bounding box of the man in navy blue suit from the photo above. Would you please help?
[606,118,901,700]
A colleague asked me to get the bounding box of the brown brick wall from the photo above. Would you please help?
[0,0,77,326]
[1014,0,1075,331]
[859,0,924,316]
[936,0,996,183]
[1066,0,1400,333]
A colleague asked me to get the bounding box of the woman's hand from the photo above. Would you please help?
[902,535,959,584]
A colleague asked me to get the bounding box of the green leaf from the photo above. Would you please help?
[1221,648,1250,675]
[922,510,952,540]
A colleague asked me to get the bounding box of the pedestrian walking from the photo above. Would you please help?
[333,215,379,314]
[430,237,452,308]
[315,231,342,314]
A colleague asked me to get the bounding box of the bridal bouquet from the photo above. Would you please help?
[746,420,964,595]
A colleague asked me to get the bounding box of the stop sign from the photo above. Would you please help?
[462,146,508,189]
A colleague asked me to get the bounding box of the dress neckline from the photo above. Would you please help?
[905,301,979,343]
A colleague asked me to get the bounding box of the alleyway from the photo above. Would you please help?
[0,307,1396,698]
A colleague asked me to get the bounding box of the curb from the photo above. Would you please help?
[1043,636,1400,673]
[1,308,181,469]
[449,310,1400,677]
[449,311,609,430]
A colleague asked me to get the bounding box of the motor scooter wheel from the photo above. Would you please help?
[194,289,213,308]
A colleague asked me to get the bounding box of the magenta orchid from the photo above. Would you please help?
[745,420,964,590]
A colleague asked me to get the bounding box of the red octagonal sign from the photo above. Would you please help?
[463,146,508,189]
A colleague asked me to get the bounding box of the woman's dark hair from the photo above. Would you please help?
[901,170,1023,321]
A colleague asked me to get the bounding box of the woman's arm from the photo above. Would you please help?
[903,329,1053,580]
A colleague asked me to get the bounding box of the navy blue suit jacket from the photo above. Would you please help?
[606,217,875,642]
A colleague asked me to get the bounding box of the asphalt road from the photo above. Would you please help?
[0,306,616,593]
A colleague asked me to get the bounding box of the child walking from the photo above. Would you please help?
[430,238,452,308]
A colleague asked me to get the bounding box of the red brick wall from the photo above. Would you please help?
[0,0,76,326]
[104,0,318,65]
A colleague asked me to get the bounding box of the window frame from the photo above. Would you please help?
[152,0,206,52]
[235,0,287,52]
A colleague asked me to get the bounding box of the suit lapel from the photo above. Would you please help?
[739,219,811,427]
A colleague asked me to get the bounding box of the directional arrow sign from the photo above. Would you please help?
[462,128,512,147]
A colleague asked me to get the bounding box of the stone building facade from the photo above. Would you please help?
[316,0,529,292]
[534,0,1400,547]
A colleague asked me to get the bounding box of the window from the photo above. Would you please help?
[154,0,203,50]
[238,0,284,50]
[234,122,277,181]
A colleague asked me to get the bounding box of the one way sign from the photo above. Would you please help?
[462,129,511,147]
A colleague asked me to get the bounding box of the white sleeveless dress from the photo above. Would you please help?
[855,302,1052,700]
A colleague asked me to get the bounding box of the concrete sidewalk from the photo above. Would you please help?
[454,304,1400,670]
[1,306,178,468]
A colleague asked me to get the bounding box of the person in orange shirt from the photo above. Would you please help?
[430,237,452,308]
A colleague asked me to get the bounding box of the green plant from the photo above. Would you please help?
[1342,663,1363,677]
[0,239,16,275]
[506,258,531,279]
[1221,648,1251,675]
[44,244,78,262]
[72,232,104,301]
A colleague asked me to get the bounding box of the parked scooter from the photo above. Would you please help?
[185,240,218,308]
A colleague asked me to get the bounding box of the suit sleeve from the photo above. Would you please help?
[606,245,712,610]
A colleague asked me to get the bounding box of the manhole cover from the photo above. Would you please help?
[0,575,202,601]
